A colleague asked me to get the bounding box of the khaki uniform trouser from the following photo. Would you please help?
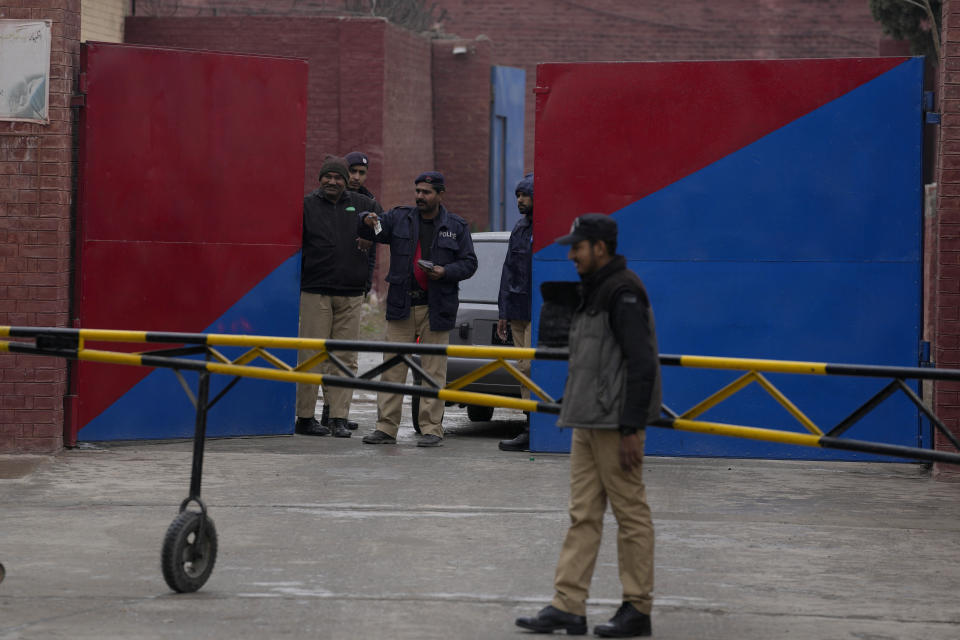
[552,428,654,616]
[295,292,363,420]
[510,320,532,401]
[376,304,448,438]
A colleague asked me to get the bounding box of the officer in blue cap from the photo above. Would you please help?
[359,171,478,447]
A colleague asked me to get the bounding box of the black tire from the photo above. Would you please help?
[161,510,218,593]
[0,561,5,584]
[467,404,495,422]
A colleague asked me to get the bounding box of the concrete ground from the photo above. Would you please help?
[2,389,960,639]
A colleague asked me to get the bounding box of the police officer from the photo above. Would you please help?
[358,172,478,447]
[308,150,380,432]
[497,173,534,452]
[345,150,377,201]
[515,214,661,638]
[295,156,380,438]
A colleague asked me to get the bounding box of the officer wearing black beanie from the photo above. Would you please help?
[295,155,381,438]
[497,173,535,451]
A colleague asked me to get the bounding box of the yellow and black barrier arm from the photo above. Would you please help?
[3,326,960,466]
[656,354,960,466]
[8,326,960,594]
[0,325,567,416]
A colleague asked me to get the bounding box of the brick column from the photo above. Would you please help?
[431,36,492,230]
[0,1,80,453]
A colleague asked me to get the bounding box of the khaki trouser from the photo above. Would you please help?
[375,304,448,438]
[510,320,532,401]
[295,292,363,420]
[552,428,654,616]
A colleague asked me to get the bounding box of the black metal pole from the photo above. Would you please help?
[188,372,210,501]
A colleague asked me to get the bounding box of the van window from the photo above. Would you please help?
[459,238,508,303]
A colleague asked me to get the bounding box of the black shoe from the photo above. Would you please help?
[295,417,330,436]
[499,430,529,451]
[330,417,352,438]
[320,403,330,426]
[416,434,443,447]
[321,404,358,430]
[362,430,397,444]
[515,605,586,635]
[593,603,651,638]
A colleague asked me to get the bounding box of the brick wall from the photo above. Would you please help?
[431,36,491,230]
[80,0,127,43]
[0,1,80,453]
[936,0,960,480]
[430,0,889,171]
[337,18,388,203]
[380,20,435,212]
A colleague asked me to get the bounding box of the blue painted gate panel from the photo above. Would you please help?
[489,66,526,231]
[530,57,925,459]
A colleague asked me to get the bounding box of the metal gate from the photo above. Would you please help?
[530,57,926,459]
[70,42,307,443]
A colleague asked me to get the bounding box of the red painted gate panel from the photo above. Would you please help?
[71,42,307,443]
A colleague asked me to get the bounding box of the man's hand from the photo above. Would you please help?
[427,264,445,280]
[362,212,380,228]
[497,318,508,341]
[357,238,373,251]
[619,432,644,472]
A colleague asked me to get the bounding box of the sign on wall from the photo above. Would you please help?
[0,20,51,123]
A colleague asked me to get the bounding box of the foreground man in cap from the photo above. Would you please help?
[295,156,381,438]
[497,173,535,452]
[515,214,661,638]
[359,172,478,447]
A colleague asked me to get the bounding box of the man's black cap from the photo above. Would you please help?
[345,151,368,167]
[415,171,445,190]
[555,213,618,245]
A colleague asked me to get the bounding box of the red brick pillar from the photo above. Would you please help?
[0,1,80,453]
[431,36,493,230]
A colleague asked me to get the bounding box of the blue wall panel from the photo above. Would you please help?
[489,66,526,231]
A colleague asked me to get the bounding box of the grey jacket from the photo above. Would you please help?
[557,257,662,430]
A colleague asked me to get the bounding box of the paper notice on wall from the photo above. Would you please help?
[0,20,51,124]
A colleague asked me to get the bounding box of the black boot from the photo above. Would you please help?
[322,404,358,430]
[329,417,352,438]
[593,603,651,638]
[499,430,529,451]
[294,417,330,436]
[515,605,586,635]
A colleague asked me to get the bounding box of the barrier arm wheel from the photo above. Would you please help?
[161,370,218,593]
[161,509,218,593]
[0,561,5,584]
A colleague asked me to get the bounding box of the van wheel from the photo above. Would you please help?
[467,405,494,422]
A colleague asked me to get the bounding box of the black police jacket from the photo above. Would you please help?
[301,189,379,295]
[360,205,478,331]
[497,214,532,321]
